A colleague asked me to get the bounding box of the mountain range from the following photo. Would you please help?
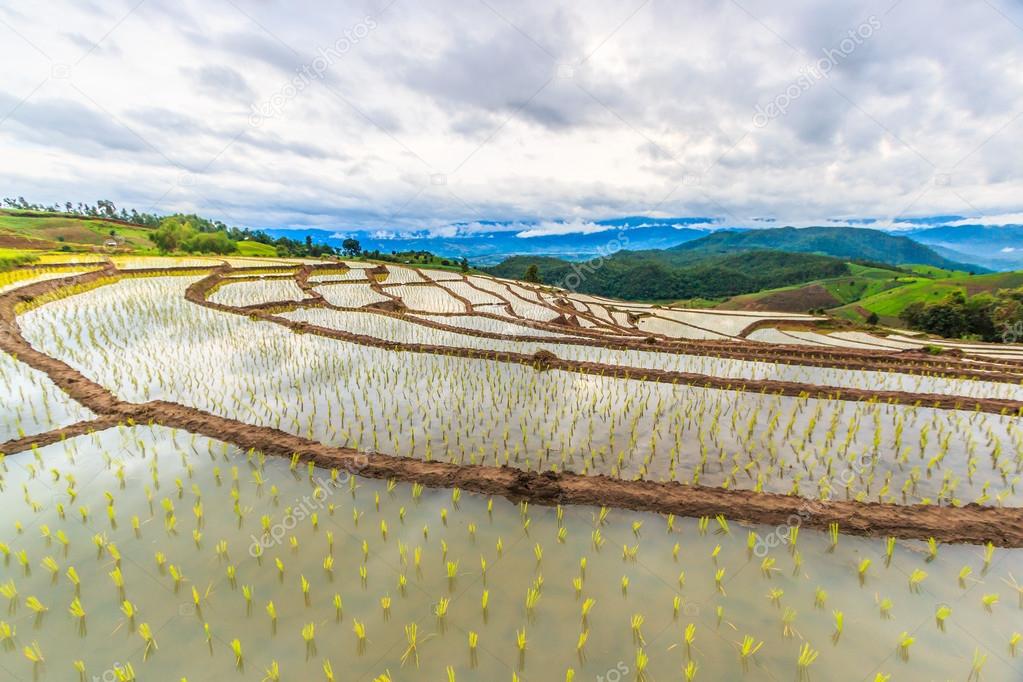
[904,225,1023,270]
[272,217,1022,271]
[484,226,984,303]
[267,218,716,265]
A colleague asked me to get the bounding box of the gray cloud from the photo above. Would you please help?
[64,32,122,57]
[0,91,150,154]
[1,0,1022,231]
[187,64,255,102]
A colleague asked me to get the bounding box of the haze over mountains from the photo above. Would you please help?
[270,217,1019,271]
[905,225,1023,270]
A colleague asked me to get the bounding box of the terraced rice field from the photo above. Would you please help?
[0,257,1021,681]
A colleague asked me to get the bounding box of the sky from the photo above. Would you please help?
[2,0,1023,235]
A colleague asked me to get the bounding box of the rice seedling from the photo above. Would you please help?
[353,619,367,652]
[302,622,316,657]
[230,638,244,668]
[908,569,928,593]
[897,632,914,661]
[138,622,158,660]
[23,641,44,666]
[0,621,15,652]
[935,604,951,630]
[737,635,764,672]
[968,648,987,681]
[796,643,818,680]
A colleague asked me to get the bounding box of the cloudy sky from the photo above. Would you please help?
[2,0,1022,234]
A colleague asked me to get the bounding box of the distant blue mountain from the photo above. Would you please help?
[267,218,718,264]
[906,224,1023,270]
[266,215,1022,270]
[898,215,967,226]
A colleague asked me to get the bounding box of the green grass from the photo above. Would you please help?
[0,212,154,249]
[0,247,39,270]
[235,240,278,257]
[832,270,1023,323]
[718,262,908,310]
[820,271,907,304]
[902,264,968,279]
[718,260,1018,323]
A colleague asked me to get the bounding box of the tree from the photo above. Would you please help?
[150,216,194,252]
[342,238,362,257]
[523,264,541,283]
[460,257,469,273]
[866,311,880,325]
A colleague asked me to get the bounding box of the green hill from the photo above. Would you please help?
[672,226,984,271]
[0,210,157,251]
[719,262,911,312]
[831,270,1023,324]
[487,250,851,301]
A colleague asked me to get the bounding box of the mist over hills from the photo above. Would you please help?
[273,220,994,272]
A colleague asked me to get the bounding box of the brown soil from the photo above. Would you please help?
[729,284,842,313]
[0,416,121,454]
[2,263,1023,547]
[0,233,55,249]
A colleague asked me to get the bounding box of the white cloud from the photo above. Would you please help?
[516,220,611,238]
[0,0,1021,235]
[949,213,1023,227]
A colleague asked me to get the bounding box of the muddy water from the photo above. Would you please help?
[1,426,1021,681]
[0,350,93,443]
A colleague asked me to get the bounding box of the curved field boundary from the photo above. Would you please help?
[2,268,1022,547]
[181,271,1023,414]
[11,260,1023,384]
[202,268,1023,389]
[291,268,1023,383]
[0,416,121,454]
[312,265,1023,372]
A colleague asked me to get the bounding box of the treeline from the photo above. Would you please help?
[2,196,360,258]
[3,196,169,227]
[487,250,850,301]
[365,249,469,270]
[152,216,360,257]
[899,289,1023,342]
